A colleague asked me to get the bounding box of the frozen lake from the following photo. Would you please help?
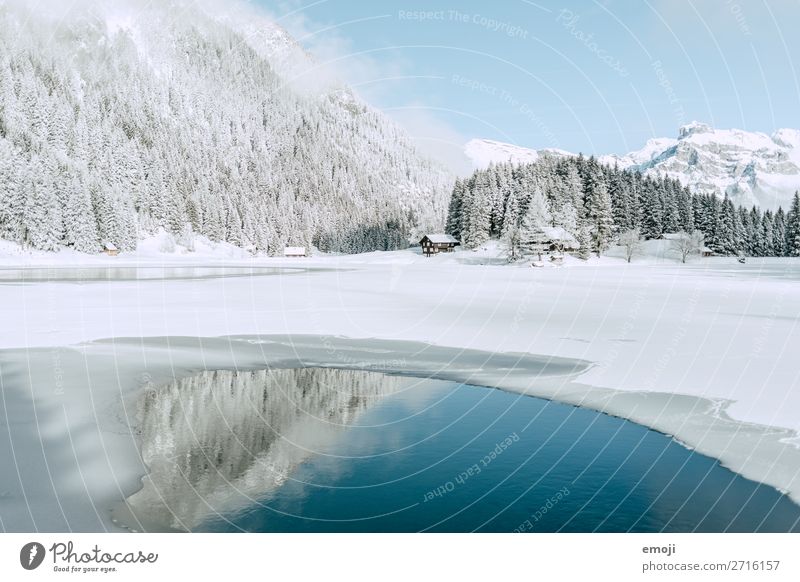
[1,253,799,531]
[118,367,800,533]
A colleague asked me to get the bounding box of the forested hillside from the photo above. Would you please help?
[447,154,800,258]
[0,1,451,255]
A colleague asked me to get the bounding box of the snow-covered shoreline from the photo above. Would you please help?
[1,248,799,530]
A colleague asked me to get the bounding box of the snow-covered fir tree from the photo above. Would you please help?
[582,159,614,256]
[773,208,788,256]
[519,187,552,260]
[786,192,800,257]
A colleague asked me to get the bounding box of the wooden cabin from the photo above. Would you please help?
[283,246,307,258]
[542,226,580,254]
[102,242,119,257]
[701,246,714,257]
[419,234,459,257]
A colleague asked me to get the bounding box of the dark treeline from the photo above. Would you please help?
[445,154,800,258]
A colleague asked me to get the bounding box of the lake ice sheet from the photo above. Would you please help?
[0,256,798,531]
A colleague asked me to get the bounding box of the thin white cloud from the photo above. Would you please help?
[386,105,472,175]
[253,0,468,173]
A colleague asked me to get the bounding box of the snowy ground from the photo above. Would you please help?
[1,239,799,531]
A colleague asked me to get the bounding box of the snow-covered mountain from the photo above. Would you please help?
[464,138,571,168]
[465,122,800,209]
[0,0,452,254]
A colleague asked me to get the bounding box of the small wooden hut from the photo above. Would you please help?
[419,234,459,257]
[283,246,307,258]
[102,242,119,257]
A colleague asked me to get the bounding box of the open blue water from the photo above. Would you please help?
[132,368,800,533]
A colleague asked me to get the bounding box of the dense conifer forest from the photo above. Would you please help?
[446,154,800,259]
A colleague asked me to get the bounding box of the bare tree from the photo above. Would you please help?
[618,228,644,263]
[671,230,705,263]
[502,223,522,262]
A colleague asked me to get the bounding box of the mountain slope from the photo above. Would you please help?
[464,138,571,168]
[0,0,452,254]
[465,122,800,210]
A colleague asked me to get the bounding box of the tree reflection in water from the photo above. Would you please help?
[123,367,408,531]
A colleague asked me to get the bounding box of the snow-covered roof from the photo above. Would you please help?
[422,234,458,244]
[541,227,579,248]
[103,242,117,251]
[283,246,306,255]
[542,226,573,241]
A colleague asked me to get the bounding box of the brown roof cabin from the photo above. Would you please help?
[102,242,119,257]
[419,234,459,257]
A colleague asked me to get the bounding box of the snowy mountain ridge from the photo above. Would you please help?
[464,138,572,168]
[465,123,800,209]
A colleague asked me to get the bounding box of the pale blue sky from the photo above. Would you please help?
[252,0,800,170]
